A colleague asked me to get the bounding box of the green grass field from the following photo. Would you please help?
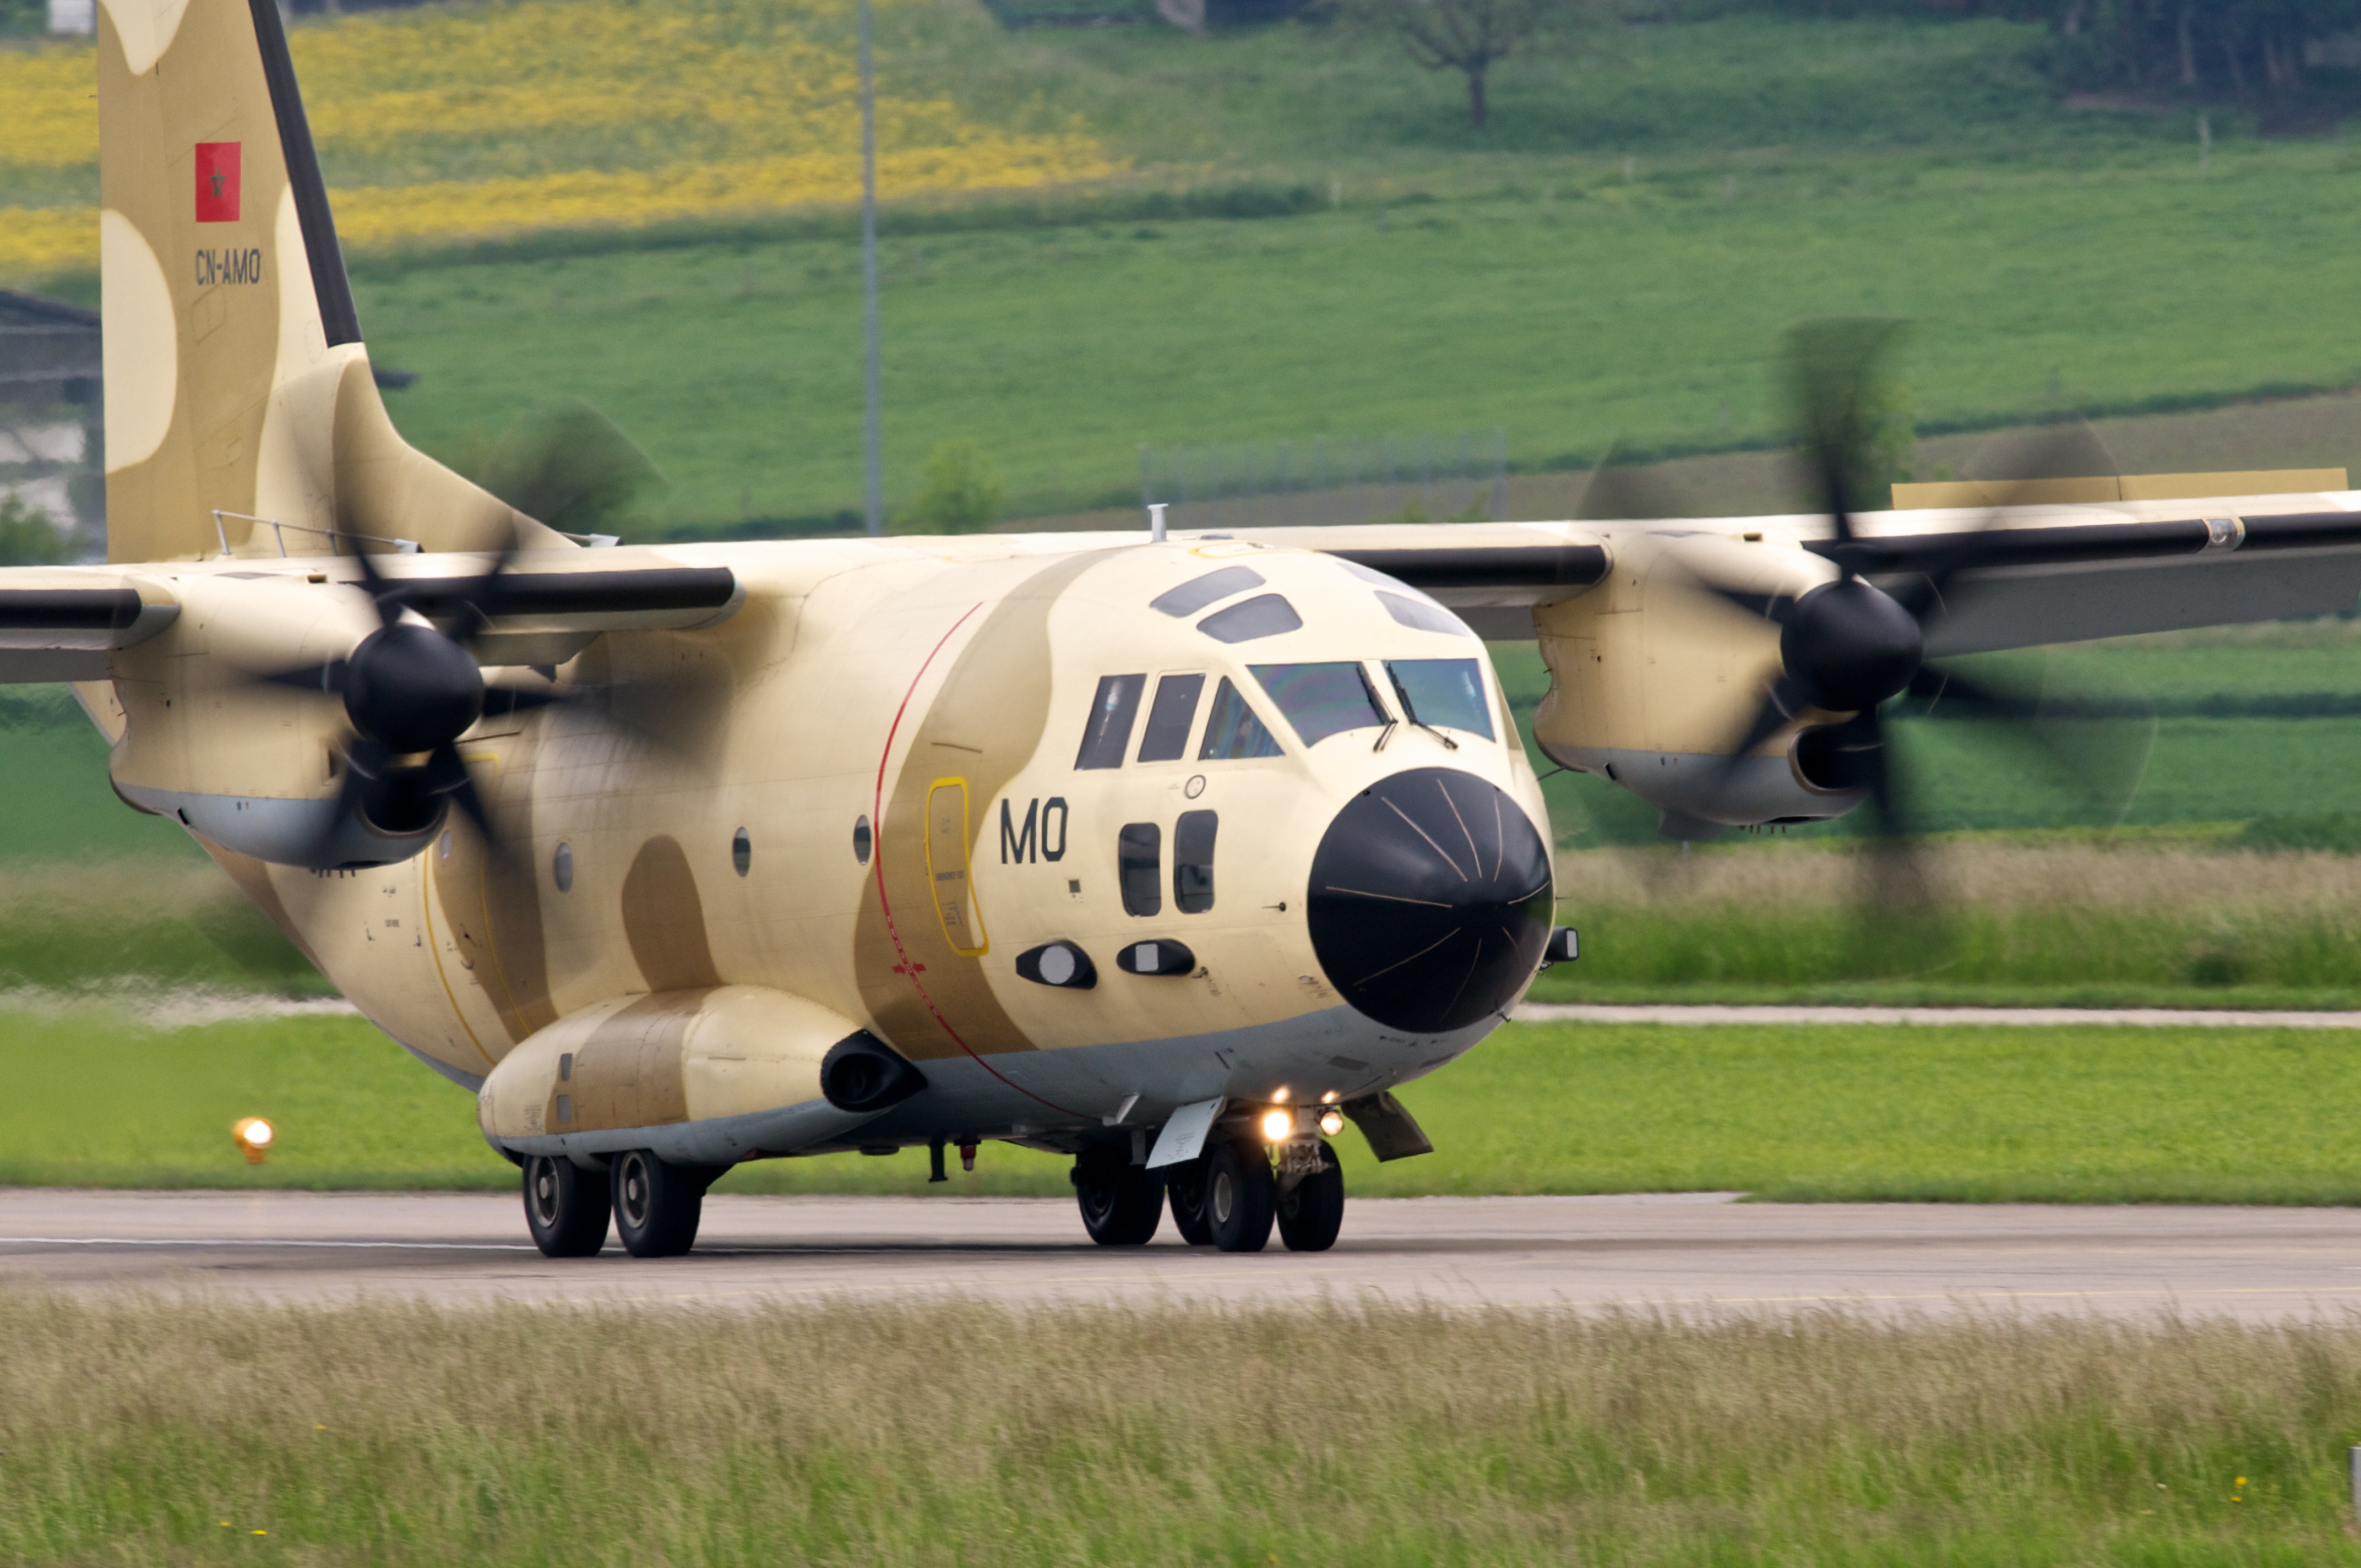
[14,1008,2361,1204]
[12,1295,2361,1566]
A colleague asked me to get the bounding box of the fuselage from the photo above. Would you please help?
[97,530,1555,1161]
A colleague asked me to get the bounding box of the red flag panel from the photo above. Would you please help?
[194,142,241,224]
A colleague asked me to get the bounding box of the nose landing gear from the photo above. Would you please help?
[1275,1140,1343,1253]
[1153,1133,1348,1253]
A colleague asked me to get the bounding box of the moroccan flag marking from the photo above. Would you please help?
[194,142,241,224]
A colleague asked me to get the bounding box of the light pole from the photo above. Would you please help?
[859,0,883,537]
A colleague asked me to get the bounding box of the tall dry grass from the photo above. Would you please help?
[0,861,321,996]
[1,1292,2355,1563]
[1548,841,2361,995]
[1557,839,2361,914]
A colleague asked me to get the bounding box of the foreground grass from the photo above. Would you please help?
[4,1294,2361,1565]
[11,1009,2361,1204]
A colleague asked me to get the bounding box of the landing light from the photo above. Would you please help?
[232,1117,275,1164]
[1319,1109,1345,1137]
[1271,1086,1291,1103]
[1259,1109,1294,1142]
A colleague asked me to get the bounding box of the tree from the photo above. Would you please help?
[1342,0,1606,129]
[901,439,1006,534]
[1980,0,2361,100]
[0,496,68,566]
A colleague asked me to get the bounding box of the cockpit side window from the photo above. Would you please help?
[1137,673,1206,763]
[1198,677,1283,760]
[1152,566,1266,618]
[1385,658,1495,741]
[1376,590,1474,638]
[1198,594,1303,644]
[1250,661,1390,748]
[1075,674,1147,770]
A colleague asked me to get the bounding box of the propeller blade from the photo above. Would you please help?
[334,526,409,629]
[1574,438,1698,523]
[1869,417,2126,612]
[255,658,347,695]
[1911,661,2155,825]
[443,519,523,643]
[295,734,390,869]
[477,399,663,541]
[1783,317,1907,554]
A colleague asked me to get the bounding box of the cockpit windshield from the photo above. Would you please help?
[1250,662,1390,748]
[1385,658,1494,741]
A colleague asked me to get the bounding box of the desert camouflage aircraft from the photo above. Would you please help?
[41,0,2361,1257]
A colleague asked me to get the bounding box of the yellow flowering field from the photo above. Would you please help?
[0,0,1123,276]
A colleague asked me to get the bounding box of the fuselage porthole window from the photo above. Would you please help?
[1118,822,1162,917]
[552,841,574,893]
[1076,673,1147,769]
[732,827,752,876]
[1174,809,1217,914]
[1138,673,1206,763]
[853,815,873,865]
[1198,677,1284,760]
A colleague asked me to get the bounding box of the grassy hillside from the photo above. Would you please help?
[10,0,2353,527]
[354,145,2361,530]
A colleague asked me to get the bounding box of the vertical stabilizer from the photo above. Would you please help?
[97,0,565,561]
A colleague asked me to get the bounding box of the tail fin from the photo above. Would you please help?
[97,0,567,562]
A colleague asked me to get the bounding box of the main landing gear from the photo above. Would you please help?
[522,1150,726,1260]
[1082,1135,1345,1253]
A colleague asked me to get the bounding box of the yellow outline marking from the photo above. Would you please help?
[922,776,989,957]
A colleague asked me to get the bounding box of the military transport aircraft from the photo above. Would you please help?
[42,0,2361,1258]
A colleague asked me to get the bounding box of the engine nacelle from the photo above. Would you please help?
[1532,531,1865,839]
[104,572,447,867]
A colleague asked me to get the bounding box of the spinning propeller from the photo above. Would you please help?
[262,529,560,865]
[1586,319,2155,929]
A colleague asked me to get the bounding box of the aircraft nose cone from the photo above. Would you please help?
[1307,767,1554,1035]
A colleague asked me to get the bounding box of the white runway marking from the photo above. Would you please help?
[7,1190,2361,1319]
[0,1236,536,1251]
[1516,1004,2361,1028]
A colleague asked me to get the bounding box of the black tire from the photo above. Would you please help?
[523,1153,611,1258]
[1206,1137,1275,1254]
[1167,1156,1214,1246]
[1276,1141,1345,1253]
[1075,1154,1163,1246]
[611,1148,716,1258]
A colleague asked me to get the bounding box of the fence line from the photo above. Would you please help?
[1138,430,1508,530]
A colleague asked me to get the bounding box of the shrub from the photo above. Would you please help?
[901,439,1006,533]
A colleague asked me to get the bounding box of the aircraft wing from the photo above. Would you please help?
[0,552,742,682]
[1236,486,2361,651]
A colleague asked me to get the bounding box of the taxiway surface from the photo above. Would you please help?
[7,1190,2361,1318]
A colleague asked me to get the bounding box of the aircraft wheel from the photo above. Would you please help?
[1206,1137,1275,1254]
[611,1148,714,1258]
[1075,1152,1163,1245]
[1276,1141,1344,1253]
[523,1153,611,1258]
[1167,1156,1214,1246]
